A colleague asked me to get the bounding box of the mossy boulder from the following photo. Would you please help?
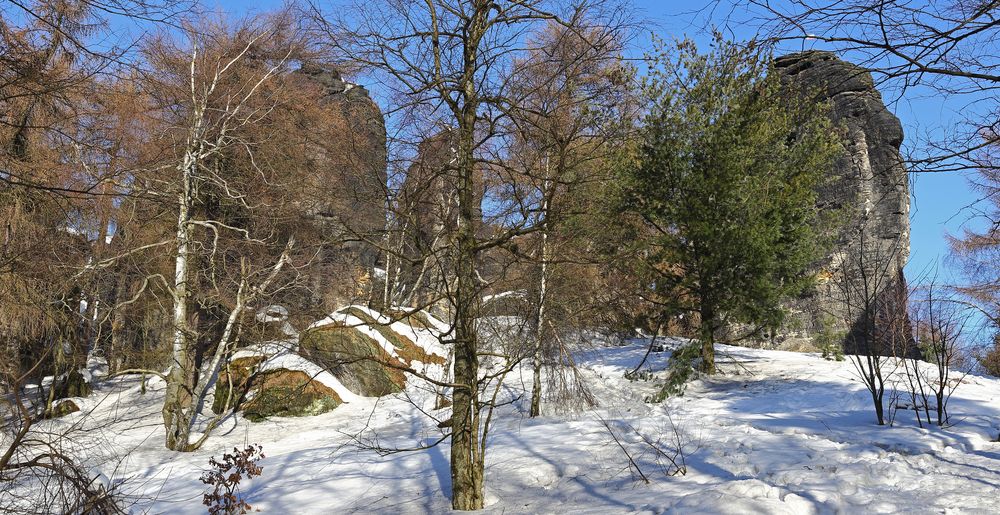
[212,356,263,414]
[299,322,407,397]
[45,399,80,419]
[213,357,341,422]
[53,369,91,400]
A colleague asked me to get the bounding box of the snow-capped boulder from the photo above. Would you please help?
[250,304,299,342]
[300,322,408,397]
[301,306,447,397]
[213,355,342,422]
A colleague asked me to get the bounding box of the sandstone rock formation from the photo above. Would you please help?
[388,128,484,312]
[292,64,388,313]
[295,64,387,236]
[773,51,913,355]
[212,356,342,422]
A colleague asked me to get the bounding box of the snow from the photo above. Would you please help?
[255,305,289,324]
[86,354,109,380]
[482,289,527,304]
[24,338,1000,514]
[255,304,298,337]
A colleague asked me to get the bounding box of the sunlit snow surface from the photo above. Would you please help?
[28,339,1000,514]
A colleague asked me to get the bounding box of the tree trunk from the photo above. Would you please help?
[451,299,483,510]
[450,56,484,508]
[873,389,885,425]
[163,151,195,451]
[700,306,716,375]
[529,187,550,418]
[110,308,123,374]
[450,176,484,509]
[163,350,195,450]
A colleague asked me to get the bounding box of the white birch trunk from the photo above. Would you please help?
[530,176,551,418]
[163,146,195,450]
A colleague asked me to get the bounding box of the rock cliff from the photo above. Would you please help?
[773,51,913,355]
[293,64,388,312]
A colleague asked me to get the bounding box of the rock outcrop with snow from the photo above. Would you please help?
[301,306,448,397]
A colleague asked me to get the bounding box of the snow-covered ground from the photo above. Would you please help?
[29,339,1000,514]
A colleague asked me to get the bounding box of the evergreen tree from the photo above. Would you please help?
[620,37,840,374]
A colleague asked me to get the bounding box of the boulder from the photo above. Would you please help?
[247,305,298,343]
[45,399,80,419]
[299,323,407,397]
[213,356,342,422]
[298,306,447,398]
[339,307,447,367]
[381,308,440,332]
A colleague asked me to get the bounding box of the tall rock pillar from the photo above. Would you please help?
[775,51,914,356]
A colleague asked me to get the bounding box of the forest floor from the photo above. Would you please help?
[37,337,1000,514]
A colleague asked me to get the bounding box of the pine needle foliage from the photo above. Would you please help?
[619,36,841,374]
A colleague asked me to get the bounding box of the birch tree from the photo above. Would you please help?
[506,19,633,417]
[143,14,308,451]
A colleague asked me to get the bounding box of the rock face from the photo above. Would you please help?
[391,128,484,313]
[296,64,387,235]
[773,51,913,355]
[293,64,388,312]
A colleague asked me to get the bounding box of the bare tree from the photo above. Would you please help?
[905,279,971,427]
[833,225,911,425]
[138,14,312,451]
[0,351,127,514]
[0,0,189,437]
[503,17,634,417]
[309,0,632,508]
[949,140,1000,370]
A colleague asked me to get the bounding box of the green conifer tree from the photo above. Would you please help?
[620,37,840,374]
